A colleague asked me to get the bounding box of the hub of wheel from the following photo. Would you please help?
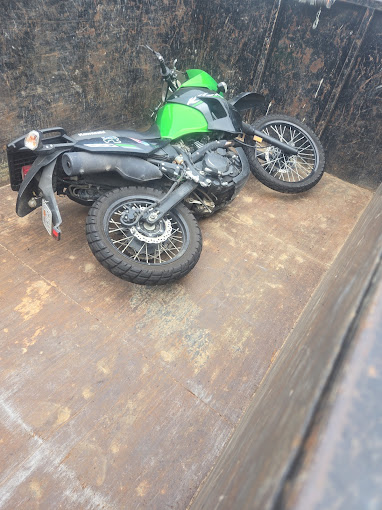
[120,208,139,226]
[130,218,172,244]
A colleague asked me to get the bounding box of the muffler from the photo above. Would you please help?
[62,152,162,181]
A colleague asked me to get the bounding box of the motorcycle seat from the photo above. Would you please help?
[113,124,162,140]
[71,124,161,141]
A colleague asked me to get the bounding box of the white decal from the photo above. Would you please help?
[187,97,200,106]
[103,136,121,144]
[187,92,220,106]
[78,131,106,136]
[84,143,116,147]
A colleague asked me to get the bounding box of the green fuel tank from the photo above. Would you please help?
[155,69,241,140]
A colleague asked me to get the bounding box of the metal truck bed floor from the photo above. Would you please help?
[0,174,371,509]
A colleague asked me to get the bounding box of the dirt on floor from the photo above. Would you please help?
[0,173,372,509]
[0,164,8,187]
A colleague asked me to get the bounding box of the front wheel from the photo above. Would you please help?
[86,187,202,285]
[244,114,325,193]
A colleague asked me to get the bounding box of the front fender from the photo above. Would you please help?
[228,92,265,112]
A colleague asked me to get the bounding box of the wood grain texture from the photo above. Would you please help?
[189,183,382,510]
[321,9,382,189]
[282,264,382,510]
[0,173,371,508]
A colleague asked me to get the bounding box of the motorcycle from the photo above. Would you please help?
[7,46,325,285]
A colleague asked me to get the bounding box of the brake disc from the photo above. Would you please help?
[130,219,172,244]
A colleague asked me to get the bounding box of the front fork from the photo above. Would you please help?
[143,144,221,225]
[241,122,298,156]
[144,180,198,224]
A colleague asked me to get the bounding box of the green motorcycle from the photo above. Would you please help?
[7,46,325,285]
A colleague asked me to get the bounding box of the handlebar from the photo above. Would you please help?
[145,45,171,77]
[143,45,177,91]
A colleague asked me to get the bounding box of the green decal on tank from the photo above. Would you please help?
[156,103,209,140]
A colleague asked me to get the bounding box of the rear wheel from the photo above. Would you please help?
[86,186,202,285]
[244,114,325,193]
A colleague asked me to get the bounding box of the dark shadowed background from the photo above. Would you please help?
[0,0,381,188]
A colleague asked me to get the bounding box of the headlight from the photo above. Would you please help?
[24,130,41,150]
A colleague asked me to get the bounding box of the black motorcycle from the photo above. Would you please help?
[7,47,325,285]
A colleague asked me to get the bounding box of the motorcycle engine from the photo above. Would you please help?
[179,140,246,217]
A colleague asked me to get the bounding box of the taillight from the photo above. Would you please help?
[21,165,32,180]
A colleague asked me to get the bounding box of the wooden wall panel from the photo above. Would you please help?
[0,0,199,181]
[0,0,380,188]
[321,9,382,189]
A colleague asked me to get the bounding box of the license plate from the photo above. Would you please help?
[42,198,53,235]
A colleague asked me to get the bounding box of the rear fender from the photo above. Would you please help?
[16,149,68,217]
[38,160,62,231]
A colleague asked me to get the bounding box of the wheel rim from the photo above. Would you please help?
[255,120,318,182]
[104,196,190,265]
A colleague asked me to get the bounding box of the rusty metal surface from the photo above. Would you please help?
[0,174,371,508]
[254,1,366,123]
[282,264,382,510]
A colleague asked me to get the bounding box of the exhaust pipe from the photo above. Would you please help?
[62,152,162,181]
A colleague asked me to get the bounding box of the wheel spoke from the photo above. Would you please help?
[254,120,321,184]
[132,243,145,260]
[167,238,181,252]
[112,236,133,245]
[292,134,306,145]
[271,125,281,139]
[297,154,315,166]
[297,152,315,159]
[267,158,278,175]
[297,140,311,150]
[121,238,135,253]
[105,195,189,266]
[262,154,284,174]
